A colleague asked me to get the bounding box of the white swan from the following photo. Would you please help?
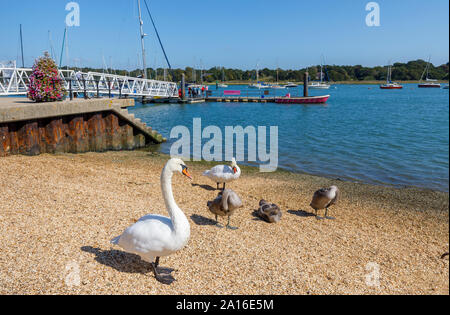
[111,158,192,284]
[203,158,241,190]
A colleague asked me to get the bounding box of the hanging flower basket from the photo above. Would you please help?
[27,52,67,102]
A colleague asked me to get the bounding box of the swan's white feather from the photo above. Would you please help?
[114,215,177,262]
[203,164,241,184]
[110,158,191,264]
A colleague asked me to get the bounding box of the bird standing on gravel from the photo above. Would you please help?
[310,185,340,219]
[110,158,192,285]
[257,200,282,223]
[207,189,243,230]
[203,158,241,190]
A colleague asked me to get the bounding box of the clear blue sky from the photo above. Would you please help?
[0,0,448,70]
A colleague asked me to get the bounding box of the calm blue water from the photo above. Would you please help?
[130,84,449,192]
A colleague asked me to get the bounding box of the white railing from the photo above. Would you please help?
[0,67,179,98]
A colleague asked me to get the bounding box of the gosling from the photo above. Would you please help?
[207,189,242,230]
[257,200,282,223]
[310,185,339,219]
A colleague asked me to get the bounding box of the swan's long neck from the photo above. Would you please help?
[161,167,189,234]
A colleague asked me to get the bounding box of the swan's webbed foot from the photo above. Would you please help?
[151,262,176,285]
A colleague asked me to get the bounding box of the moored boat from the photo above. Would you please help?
[275,95,330,104]
[268,67,286,89]
[218,67,228,88]
[380,63,403,89]
[309,58,331,89]
[270,84,286,89]
[418,81,441,88]
[380,83,403,89]
[418,57,441,88]
[309,82,331,89]
[249,82,270,89]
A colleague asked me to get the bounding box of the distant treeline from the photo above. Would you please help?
[70,59,449,83]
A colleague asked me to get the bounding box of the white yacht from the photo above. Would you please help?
[309,61,330,89]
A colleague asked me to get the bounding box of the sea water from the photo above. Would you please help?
[130,84,449,192]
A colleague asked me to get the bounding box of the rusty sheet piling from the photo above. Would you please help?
[0,98,164,157]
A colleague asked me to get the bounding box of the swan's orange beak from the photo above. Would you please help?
[233,167,237,174]
[182,168,193,180]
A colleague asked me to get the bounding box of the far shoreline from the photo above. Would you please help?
[205,80,450,86]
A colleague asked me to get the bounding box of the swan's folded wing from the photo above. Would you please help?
[117,217,173,254]
[210,165,233,176]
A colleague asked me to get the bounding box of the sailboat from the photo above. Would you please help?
[285,82,298,88]
[218,67,228,88]
[270,67,285,89]
[309,60,330,89]
[249,63,269,89]
[418,57,441,88]
[380,63,403,89]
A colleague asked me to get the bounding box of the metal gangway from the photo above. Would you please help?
[0,67,179,99]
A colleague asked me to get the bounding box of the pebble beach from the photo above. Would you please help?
[0,150,448,295]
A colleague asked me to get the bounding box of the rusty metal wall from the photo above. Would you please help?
[0,111,153,157]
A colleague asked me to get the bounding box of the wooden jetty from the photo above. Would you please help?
[0,97,166,157]
[174,71,329,105]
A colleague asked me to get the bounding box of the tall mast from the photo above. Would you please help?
[137,0,147,79]
[65,27,69,70]
[19,24,25,68]
[59,27,67,69]
[48,30,56,62]
[420,56,431,82]
[320,64,323,84]
[256,63,259,82]
[200,59,203,85]
[386,65,389,83]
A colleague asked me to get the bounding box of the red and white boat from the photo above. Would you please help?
[275,95,330,104]
[380,64,403,89]
[418,57,441,88]
[418,80,441,88]
[380,83,403,89]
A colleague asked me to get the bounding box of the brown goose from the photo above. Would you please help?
[207,189,243,230]
[257,200,282,223]
[310,185,339,219]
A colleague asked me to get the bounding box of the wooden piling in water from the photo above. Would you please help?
[181,74,186,101]
[304,71,309,97]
